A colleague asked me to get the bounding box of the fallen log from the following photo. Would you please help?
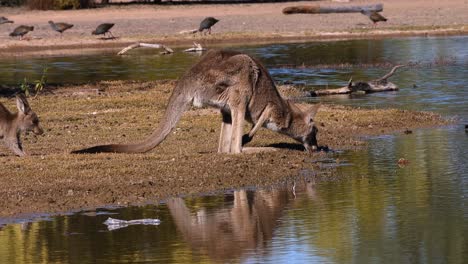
[309,65,406,97]
[283,3,383,14]
[117,43,174,55]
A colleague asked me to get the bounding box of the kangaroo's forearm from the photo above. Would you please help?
[248,104,273,138]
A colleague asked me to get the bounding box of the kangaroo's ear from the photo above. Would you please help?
[305,103,321,123]
[16,94,31,114]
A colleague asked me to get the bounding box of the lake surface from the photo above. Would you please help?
[1,37,467,263]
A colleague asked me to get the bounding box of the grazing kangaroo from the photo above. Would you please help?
[0,94,43,156]
[72,49,320,154]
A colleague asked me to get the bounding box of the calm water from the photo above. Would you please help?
[1,37,467,263]
[2,36,467,120]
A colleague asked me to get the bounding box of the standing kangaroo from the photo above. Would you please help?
[72,49,320,154]
[0,94,43,156]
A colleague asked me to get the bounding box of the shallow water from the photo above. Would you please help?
[2,36,467,120]
[1,37,467,263]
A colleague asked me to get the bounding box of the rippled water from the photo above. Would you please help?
[1,37,467,263]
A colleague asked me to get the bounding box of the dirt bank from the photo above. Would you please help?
[0,80,452,218]
[1,0,467,55]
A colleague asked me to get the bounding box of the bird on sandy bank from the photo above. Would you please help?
[360,10,387,26]
[0,16,14,24]
[49,21,73,36]
[198,17,219,34]
[9,25,34,40]
[92,23,115,39]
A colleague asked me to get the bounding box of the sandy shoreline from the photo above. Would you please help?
[1,0,467,55]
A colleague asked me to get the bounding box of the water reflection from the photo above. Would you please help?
[1,124,467,264]
[0,188,294,263]
[167,189,290,262]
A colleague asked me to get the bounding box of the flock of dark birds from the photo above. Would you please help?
[0,16,116,40]
[0,15,220,40]
[0,9,385,41]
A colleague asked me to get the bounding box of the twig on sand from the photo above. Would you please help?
[179,28,198,34]
[117,43,174,55]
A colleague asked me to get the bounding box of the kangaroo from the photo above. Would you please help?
[72,49,320,154]
[0,94,44,156]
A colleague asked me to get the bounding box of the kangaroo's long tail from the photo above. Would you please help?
[72,86,192,154]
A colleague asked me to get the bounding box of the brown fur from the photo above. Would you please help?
[72,49,320,154]
[0,95,44,156]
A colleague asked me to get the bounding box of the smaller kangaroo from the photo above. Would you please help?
[0,94,43,156]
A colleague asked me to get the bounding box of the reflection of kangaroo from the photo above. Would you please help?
[0,94,43,156]
[73,49,320,154]
[166,190,289,262]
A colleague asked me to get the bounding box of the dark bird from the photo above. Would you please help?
[92,23,115,38]
[48,21,73,35]
[0,16,14,24]
[9,25,34,40]
[360,10,387,26]
[198,17,219,34]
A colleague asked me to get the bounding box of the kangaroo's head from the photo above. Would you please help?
[287,103,321,153]
[16,94,43,135]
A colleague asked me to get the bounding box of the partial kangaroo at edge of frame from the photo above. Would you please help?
[0,94,44,157]
[72,49,321,155]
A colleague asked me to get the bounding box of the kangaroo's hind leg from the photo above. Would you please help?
[230,100,247,154]
[218,109,233,153]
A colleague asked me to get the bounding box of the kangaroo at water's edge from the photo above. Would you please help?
[72,50,320,154]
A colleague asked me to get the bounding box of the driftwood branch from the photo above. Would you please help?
[184,42,206,52]
[310,65,406,97]
[373,65,406,83]
[117,43,174,55]
[283,4,383,14]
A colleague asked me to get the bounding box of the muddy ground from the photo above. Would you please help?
[0,80,452,218]
[0,0,467,55]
